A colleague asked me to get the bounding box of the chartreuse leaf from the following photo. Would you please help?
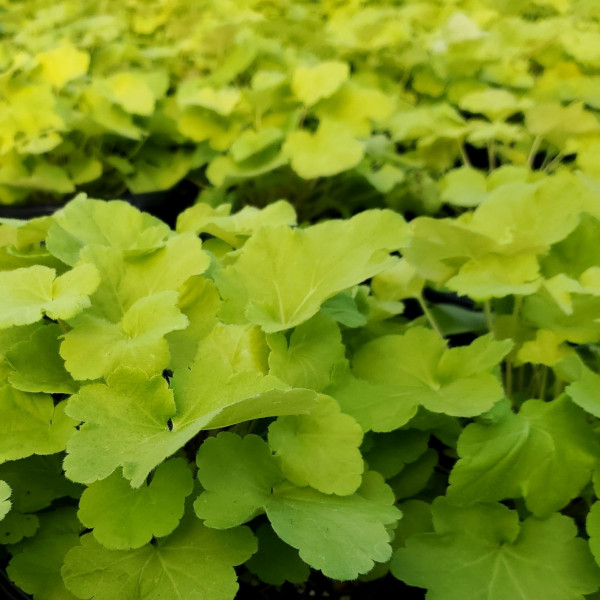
[166,276,221,372]
[7,508,82,600]
[439,167,487,207]
[217,210,408,332]
[448,396,600,518]
[194,433,283,529]
[205,152,289,188]
[177,81,241,115]
[316,82,394,137]
[60,290,189,380]
[0,263,99,328]
[267,472,400,581]
[459,88,531,122]
[328,370,417,434]
[46,196,171,266]
[36,44,90,89]
[246,523,310,585]
[446,253,542,300]
[62,514,256,600]
[195,433,400,579]
[0,480,10,520]
[402,216,494,283]
[6,324,77,393]
[103,72,156,116]
[468,175,584,254]
[64,326,317,487]
[81,233,208,322]
[291,62,349,106]
[168,324,317,432]
[230,128,284,163]
[78,458,193,550]
[542,214,600,281]
[0,387,75,463]
[392,499,600,600]
[125,147,201,195]
[268,395,364,495]
[176,200,296,248]
[525,102,600,146]
[371,259,424,302]
[517,329,571,366]
[284,119,364,179]
[563,354,600,418]
[82,87,144,140]
[63,370,177,486]
[266,312,345,391]
[333,329,511,431]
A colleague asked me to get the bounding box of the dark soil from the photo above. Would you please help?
[0,568,424,600]
[237,573,424,599]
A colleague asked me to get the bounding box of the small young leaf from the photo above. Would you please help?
[268,395,364,495]
[0,264,99,328]
[267,312,345,391]
[284,119,363,179]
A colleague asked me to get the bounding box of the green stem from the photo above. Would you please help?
[459,142,472,168]
[418,295,444,340]
[527,135,542,169]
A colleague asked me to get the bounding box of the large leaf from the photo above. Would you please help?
[391,499,600,600]
[332,329,511,431]
[77,459,193,550]
[194,433,400,580]
[216,210,409,332]
[62,516,256,600]
[64,326,317,487]
[447,396,600,517]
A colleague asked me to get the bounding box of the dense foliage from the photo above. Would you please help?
[4,0,600,598]
[1,0,600,217]
[1,189,600,599]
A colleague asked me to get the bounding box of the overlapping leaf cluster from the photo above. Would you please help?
[2,0,600,218]
[3,184,600,599]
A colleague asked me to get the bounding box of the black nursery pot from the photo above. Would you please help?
[0,180,198,228]
[0,574,29,600]
[0,551,30,600]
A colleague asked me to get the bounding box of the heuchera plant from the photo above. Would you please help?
[3,187,600,599]
[2,0,600,217]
